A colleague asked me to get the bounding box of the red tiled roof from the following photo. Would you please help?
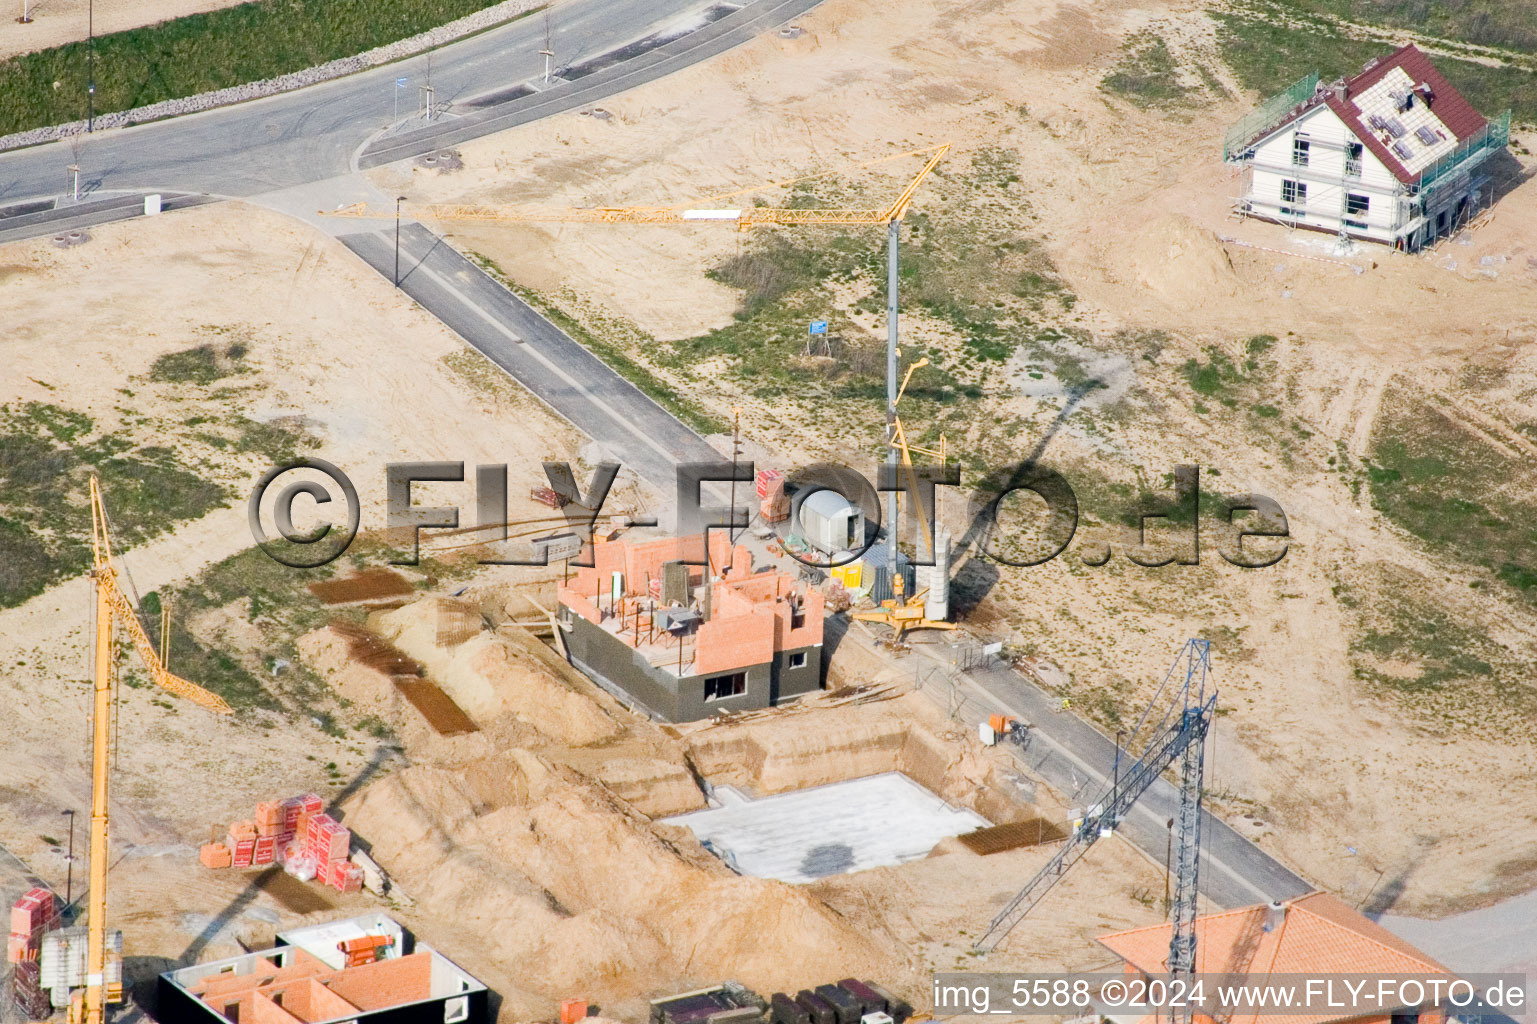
[1323,44,1488,184]
[1097,892,1450,1024]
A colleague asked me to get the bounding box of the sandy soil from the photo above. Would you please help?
[310,590,1168,1017]
[0,201,585,985]
[377,0,1537,916]
[0,0,253,60]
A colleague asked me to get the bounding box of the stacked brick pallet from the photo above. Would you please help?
[7,888,58,964]
[200,793,364,892]
[8,888,59,1021]
[757,470,789,523]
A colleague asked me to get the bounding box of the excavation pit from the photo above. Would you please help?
[663,771,987,883]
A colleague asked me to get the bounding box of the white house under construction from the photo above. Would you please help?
[1224,44,1510,250]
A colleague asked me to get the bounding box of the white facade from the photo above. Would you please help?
[1243,103,1411,244]
[1227,51,1506,251]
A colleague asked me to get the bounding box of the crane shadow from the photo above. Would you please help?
[955,380,1101,604]
[173,745,399,969]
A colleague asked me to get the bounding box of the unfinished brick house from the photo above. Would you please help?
[157,916,487,1024]
[1097,892,1454,1024]
[556,532,823,721]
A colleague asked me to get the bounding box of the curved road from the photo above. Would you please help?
[0,0,818,205]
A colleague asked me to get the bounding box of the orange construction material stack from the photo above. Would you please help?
[202,793,346,888]
[227,820,258,868]
[339,934,393,967]
[757,470,789,523]
[7,888,58,964]
[199,842,233,869]
[559,999,588,1024]
[306,813,355,890]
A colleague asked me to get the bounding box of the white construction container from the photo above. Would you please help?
[796,489,863,555]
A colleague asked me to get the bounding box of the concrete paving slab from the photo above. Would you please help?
[663,771,987,883]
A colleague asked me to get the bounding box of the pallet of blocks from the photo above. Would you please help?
[7,887,59,965]
[39,928,122,1009]
[200,793,362,891]
[12,959,52,1021]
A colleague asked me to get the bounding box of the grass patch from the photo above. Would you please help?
[1348,568,1531,733]
[1102,35,1201,108]
[1366,387,1537,601]
[234,415,318,464]
[1215,10,1537,121]
[149,342,246,385]
[1273,0,1537,53]
[709,237,839,320]
[151,541,356,713]
[0,403,228,608]
[0,0,535,136]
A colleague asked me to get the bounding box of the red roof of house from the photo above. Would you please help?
[1321,44,1488,184]
[1097,892,1450,1024]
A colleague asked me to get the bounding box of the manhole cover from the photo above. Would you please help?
[414,149,463,172]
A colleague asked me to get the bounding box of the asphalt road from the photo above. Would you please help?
[342,224,720,498]
[935,650,1313,911]
[0,0,821,204]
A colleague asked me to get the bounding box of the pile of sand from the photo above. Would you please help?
[340,750,899,1014]
[375,598,626,747]
[1122,213,1242,308]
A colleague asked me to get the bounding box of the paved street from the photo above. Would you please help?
[341,224,720,506]
[0,0,821,206]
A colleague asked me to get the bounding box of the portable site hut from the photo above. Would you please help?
[796,490,864,555]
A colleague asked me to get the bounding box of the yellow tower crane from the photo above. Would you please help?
[850,356,957,644]
[325,142,948,233]
[75,477,232,1024]
[325,141,950,579]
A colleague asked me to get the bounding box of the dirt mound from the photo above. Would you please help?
[1124,213,1241,307]
[374,598,624,746]
[340,750,899,1014]
[297,624,494,758]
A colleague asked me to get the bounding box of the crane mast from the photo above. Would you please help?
[76,477,231,1024]
[322,142,949,573]
[973,639,1215,968]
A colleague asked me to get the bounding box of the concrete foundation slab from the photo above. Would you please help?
[663,772,987,883]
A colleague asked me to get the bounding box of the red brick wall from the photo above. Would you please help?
[694,605,776,675]
[322,952,434,1011]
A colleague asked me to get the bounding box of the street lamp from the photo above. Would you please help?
[393,196,407,287]
[61,809,76,912]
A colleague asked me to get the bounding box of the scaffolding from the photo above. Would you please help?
[1417,108,1511,206]
[1223,73,1320,163]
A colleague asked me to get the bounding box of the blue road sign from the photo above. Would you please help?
[808,320,828,335]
